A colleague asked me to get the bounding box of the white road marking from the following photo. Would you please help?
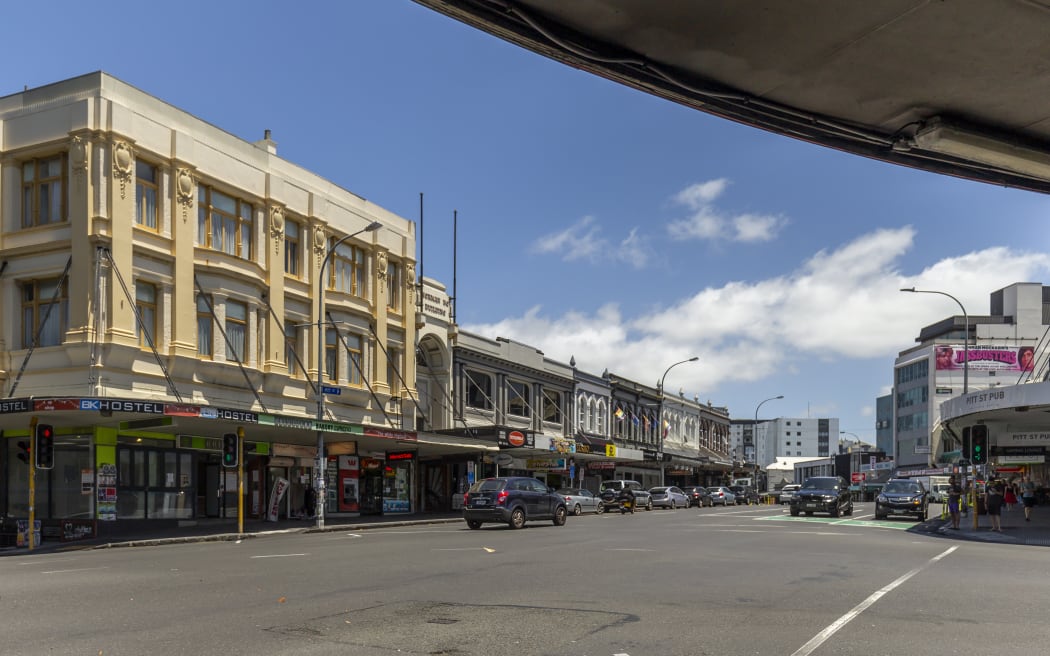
[790,546,958,656]
[249,553,308,559]
[433,547,496,553]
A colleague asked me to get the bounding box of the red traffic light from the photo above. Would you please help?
[35,423,55,469]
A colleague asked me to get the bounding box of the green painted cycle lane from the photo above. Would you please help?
[755,515,917,530]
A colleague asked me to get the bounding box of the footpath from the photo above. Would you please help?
[4,503,1050,555]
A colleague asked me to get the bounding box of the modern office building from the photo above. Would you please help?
[894,282,1049,468]
[732,417,839,472]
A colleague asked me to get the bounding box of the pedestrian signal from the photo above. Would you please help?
[222,433,239,468]
[17,440,31,465]
[35,423,54,469]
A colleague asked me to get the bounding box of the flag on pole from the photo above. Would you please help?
[662,419,670,437]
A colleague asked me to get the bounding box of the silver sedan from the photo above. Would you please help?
[555,488,604,515]
[649,486,690,510]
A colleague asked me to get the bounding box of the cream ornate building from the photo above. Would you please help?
[0,72,456,534]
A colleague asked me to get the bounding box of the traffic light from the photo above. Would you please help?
[960,426,971,461]
[16,440,31,465]
[222,433,239,468]
[35,423,54,469]
[971,424,988,464]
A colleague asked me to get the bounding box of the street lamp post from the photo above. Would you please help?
[900,287,973,528]
[900,287,969,394]
[315,220,382,529]
[657,357,699,486]
[753,395,784,491]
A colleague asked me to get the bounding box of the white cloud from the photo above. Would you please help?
[667,178,787,242]
[466,226,1050,398]
[532,216,649,269]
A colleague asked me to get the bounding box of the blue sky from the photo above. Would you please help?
[10,1,1050,443]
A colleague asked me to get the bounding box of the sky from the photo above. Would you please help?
[8,1,1050,443]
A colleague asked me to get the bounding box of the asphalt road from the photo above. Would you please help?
[3,502,1045,655]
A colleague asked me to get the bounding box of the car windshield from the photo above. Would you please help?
[883,481,921,494]
[802,478,838,490]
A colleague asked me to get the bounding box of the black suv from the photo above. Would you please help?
[728,485,760,505]
[875,478,929,521]
[790,476,853,517]
[462,477,568,530]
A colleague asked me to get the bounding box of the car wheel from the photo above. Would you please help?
[552,505,567,526]
[595,502,604,514]
[790,507,800,516]
[830,506,839,518]
[805,511,813,516]
[509,507,526,530]
[572,503,582,516]
[646,499,653,511]
[875,511,886,520]
[466,520,482,530]
[917,508,927,521]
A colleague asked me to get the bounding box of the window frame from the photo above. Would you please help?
[464,370,493,411]
[21,278,69,348]
[22,154,67,228]
[386,260,401,312]
[197,184,254,260]
[507,380,531,418]
[225,299,247,362]
[196,295,213,358]
[284,219,301,278]
[135,281,158,348]
[543,388,563,424]
[330,240,367,297]
[135,160,159,230]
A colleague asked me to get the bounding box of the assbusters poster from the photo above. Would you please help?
[934,344,1035,371]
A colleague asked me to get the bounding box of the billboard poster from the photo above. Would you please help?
[934,344,1035,372]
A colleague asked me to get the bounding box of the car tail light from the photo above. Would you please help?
[496,490,509,506]
[463,492,470,506]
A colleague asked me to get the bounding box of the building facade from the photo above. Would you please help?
[0,73,480,537]
[894,283,1049,468]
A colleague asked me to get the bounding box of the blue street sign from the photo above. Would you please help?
[321,385,341,395]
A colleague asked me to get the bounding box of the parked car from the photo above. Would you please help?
[556,488,604,515]
[728,485,760,505]
[683,485,715,507]
[875,478,929,521]
[706,486,737,506]
[599,480,654,511]
[789,476,853,517]
[778,484,801,505]
[463,477,568,529]
[649,486,689,510]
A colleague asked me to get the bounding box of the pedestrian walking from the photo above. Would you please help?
[985,481,1003,532]
[1003,481,1018,512]
[1021,476,1037,521]
[946,476,963,529]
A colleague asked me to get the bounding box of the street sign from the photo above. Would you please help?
[851,472,865,483]
[321,385,341,395]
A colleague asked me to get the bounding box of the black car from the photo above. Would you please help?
[790,476,853,517]
[462,477,568,529]
[598,480,654,512]
[682,485,715,507]
[728,485,760,505]
[875,478,929,521]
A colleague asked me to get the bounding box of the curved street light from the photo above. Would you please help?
[315,220,383,528]
[657,357,699,485]
[753,395,784,490]
[900,287,969,394]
